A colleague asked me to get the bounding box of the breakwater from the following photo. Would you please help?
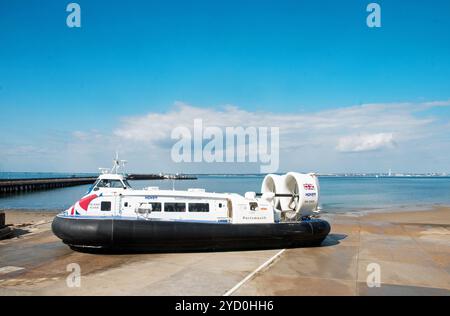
[0,177,97,195]
[0,174,197,196]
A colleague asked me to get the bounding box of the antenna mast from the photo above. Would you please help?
[111,151,127,174]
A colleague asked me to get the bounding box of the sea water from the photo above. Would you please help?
[1,173,450,213]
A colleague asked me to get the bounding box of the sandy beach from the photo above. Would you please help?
[2,210,58,227]
[0,206,449,295]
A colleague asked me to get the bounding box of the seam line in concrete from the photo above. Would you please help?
[223,249,286,296]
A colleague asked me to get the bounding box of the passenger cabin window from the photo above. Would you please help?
[101,201,111,211]
[149,202,162,212]
[96,179,125,189]
[164,203,186,212]
[249,202,258,211]
[188,203,209,212]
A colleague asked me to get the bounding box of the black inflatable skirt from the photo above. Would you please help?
[52,215,331,252]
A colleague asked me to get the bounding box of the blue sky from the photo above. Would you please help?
[0,0,449,173]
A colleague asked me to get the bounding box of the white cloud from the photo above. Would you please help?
[421,100,450,108]
[2,99,449,173]
[100,100,449,172]
[336,133,395,152]
[111,100,436,151]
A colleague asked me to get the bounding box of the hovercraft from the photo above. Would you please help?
[52,158,330,252]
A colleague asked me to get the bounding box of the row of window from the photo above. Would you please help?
[100,201,212,213]
[151,202,210,213]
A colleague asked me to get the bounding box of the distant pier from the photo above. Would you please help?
[0,174,197,196]
[0,177,97,195]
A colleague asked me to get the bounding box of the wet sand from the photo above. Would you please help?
[2,210,58,227]
[0,207,449,295]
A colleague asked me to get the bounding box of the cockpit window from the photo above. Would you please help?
[96,179,125,188]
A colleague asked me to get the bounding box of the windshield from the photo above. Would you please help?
[95,179,125,189]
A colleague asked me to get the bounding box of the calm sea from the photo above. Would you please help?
[1,173,450,213]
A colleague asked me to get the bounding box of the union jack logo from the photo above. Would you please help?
[70,194,98,216]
